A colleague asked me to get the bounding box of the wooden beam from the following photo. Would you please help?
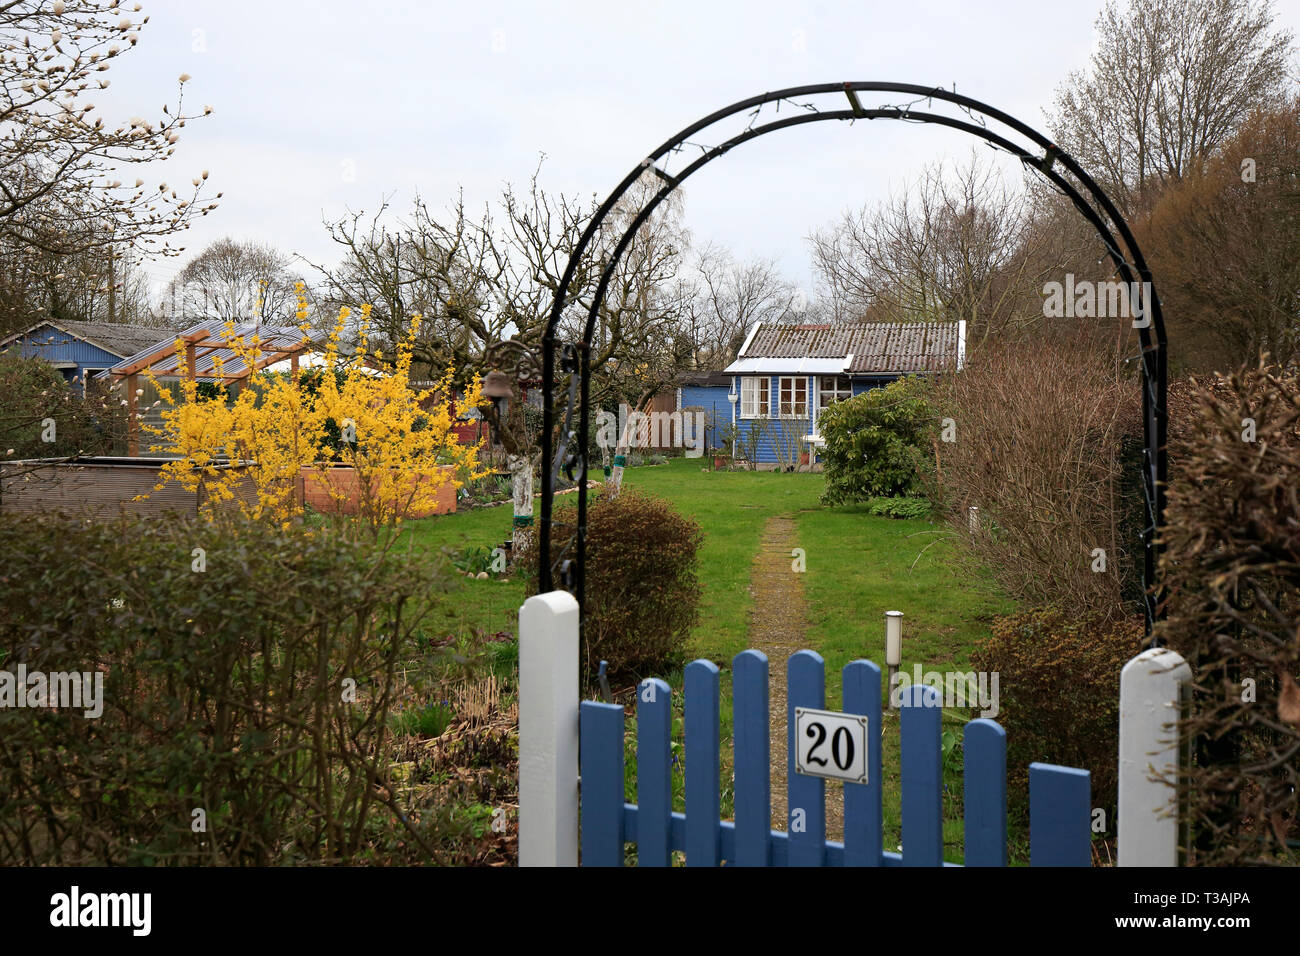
[107,329,202,378]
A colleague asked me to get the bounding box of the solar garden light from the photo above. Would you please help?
[968,505,980,535]
[885,610,903,710]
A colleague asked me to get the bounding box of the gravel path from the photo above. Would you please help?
[746,514,844,843]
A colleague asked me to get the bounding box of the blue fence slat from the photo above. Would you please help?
[963,718,1006,867]
[577,649,1094,871]
[1030,763,1092,867]
[732,650,770,867]
[579,701,626,867]
[900,683,943,866]
[637,678,673,867]
[684,659,721,866]
[787,650,826,866]
[841,659,882,867]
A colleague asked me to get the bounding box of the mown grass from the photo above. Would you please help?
[401,456,1019,864]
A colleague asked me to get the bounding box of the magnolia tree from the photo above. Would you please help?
[142,287,485,535]
[0,1,219,257]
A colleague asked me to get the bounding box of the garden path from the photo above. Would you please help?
[747,513,844,843]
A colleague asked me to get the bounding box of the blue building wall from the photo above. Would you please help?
[3,323,123,395]
[677,384,733,451]
[699,373,903,465]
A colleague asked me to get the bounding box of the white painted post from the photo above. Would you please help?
[518,589,580,867]
[1118,646,1191,867]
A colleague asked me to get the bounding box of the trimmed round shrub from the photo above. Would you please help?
[527,490,703,685]
[818,375,935,505]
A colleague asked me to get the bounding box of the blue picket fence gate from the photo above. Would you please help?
[579,649,1092,867]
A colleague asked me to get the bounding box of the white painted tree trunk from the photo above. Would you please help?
[509,454,534,555]
[607,444,626,498]
[607,410,637,499]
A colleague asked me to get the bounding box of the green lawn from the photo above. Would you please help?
[402,455,1017,863]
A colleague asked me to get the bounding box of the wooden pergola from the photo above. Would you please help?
[101,320,324,456]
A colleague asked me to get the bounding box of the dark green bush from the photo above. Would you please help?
[819,375,935,505]
[970,606,1141,830]
[861,496,933,519]
[0,354,126,460]
[0,511,455,865]
[526,489,703,685]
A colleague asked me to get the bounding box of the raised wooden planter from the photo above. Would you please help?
[0,457,257,517]
[300,464,457,518]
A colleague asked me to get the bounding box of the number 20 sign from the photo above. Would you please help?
[794,707,869,785]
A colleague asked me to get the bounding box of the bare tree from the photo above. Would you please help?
[686,245,797,367]
[808,155,1069,346]
[1138,96,1300,370]
[312,163,693,547]
[168,238,303,325]
[1049,0,1294,217]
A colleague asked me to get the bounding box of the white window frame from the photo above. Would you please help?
[740,376,769,419]
[817,374,853,410]
[778,376,808,419]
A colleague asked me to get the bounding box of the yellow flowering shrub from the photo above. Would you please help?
[142,285,486,532]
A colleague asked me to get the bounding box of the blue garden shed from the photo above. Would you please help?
[0,320,171,396]
[677,320,965,467]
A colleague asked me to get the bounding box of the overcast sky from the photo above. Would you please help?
[101,0,1300,306]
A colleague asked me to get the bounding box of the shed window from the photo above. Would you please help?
[818,375,852,409]
[740,377,769,419]
[778,376,808,418]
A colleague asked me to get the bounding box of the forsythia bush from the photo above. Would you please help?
[144,284,485,530]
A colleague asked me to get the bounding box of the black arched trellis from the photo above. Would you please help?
[539,82,1168,642]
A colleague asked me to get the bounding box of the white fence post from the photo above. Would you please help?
[1118,646,1191,867]
[518,589,580,867]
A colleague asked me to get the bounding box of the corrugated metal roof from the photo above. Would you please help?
[740,321,961,373]
[97,319,325,380]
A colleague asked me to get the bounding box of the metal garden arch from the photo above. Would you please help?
[537,82,1168,640]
